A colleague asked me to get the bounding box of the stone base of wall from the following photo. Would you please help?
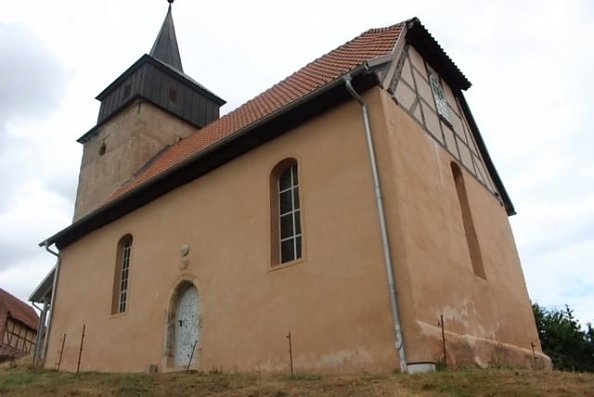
[417,321,552,370]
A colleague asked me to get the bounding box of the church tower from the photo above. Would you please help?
[73,2,225,220]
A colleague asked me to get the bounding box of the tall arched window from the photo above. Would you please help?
[451,163,486,279]
[270,160,302,265]
[112,234,133,314]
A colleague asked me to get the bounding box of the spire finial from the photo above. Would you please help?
[150,0,183,72]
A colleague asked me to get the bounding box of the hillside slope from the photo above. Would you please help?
[1,366,593,396]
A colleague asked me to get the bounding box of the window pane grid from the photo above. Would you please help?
[429,74,451,122]
[118,239,132,312]
[278,165,302,264]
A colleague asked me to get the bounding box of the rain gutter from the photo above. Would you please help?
[39,243,61,367]
[343,73,408,373]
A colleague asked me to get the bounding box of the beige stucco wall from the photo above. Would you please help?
[373,89,548,369]
[48,85,547,373]
[47,89,399,373]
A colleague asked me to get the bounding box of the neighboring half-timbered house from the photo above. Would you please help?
[1,289,38,361]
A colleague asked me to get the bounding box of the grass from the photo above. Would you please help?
[0,364,593,396]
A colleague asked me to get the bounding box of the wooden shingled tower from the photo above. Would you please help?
[72,2,225,220]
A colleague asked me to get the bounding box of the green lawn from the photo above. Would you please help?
[1,364,593,396]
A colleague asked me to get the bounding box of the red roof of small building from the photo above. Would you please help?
[109,22,405,200]
[0,288,39,331]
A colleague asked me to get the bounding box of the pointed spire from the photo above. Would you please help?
[150,2,184,72]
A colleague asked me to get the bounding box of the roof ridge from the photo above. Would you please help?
[363,20,407,35]
[267,22,405,91]
[106,20,406,202]
[181,22,406,141]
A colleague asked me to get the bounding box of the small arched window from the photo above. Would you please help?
[112,234,133,314]
[270,160,302,265]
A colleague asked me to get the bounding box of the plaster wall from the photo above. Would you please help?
[73,100,198,221]
[48,84,547,373]
[47,89,399,373]
[374,90,549,368]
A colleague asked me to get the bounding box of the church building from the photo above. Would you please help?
[34,3,550,373]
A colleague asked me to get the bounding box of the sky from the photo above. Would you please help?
[0,0,592,326]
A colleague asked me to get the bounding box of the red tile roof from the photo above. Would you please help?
[0,288,38,331]
[109,22,405,201]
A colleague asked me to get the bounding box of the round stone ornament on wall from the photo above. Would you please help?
[179,244,190,270]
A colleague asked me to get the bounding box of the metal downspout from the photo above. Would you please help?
[344,75,408,373]
[31,301,48,365]
[42,242,61,367]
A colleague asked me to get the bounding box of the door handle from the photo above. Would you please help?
[178,319,183,327]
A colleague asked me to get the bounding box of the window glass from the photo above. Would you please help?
[278,164,302,264]
[113,235,133,314]
[429,74,452,123]
[118,237,132,312]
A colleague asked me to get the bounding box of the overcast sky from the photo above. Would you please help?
[1,0,592,325]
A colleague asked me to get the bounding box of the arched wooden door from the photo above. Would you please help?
[173,283,200,367]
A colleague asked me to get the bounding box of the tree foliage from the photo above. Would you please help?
[533,303,594,372]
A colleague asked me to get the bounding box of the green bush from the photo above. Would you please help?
[533,303,594,372]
